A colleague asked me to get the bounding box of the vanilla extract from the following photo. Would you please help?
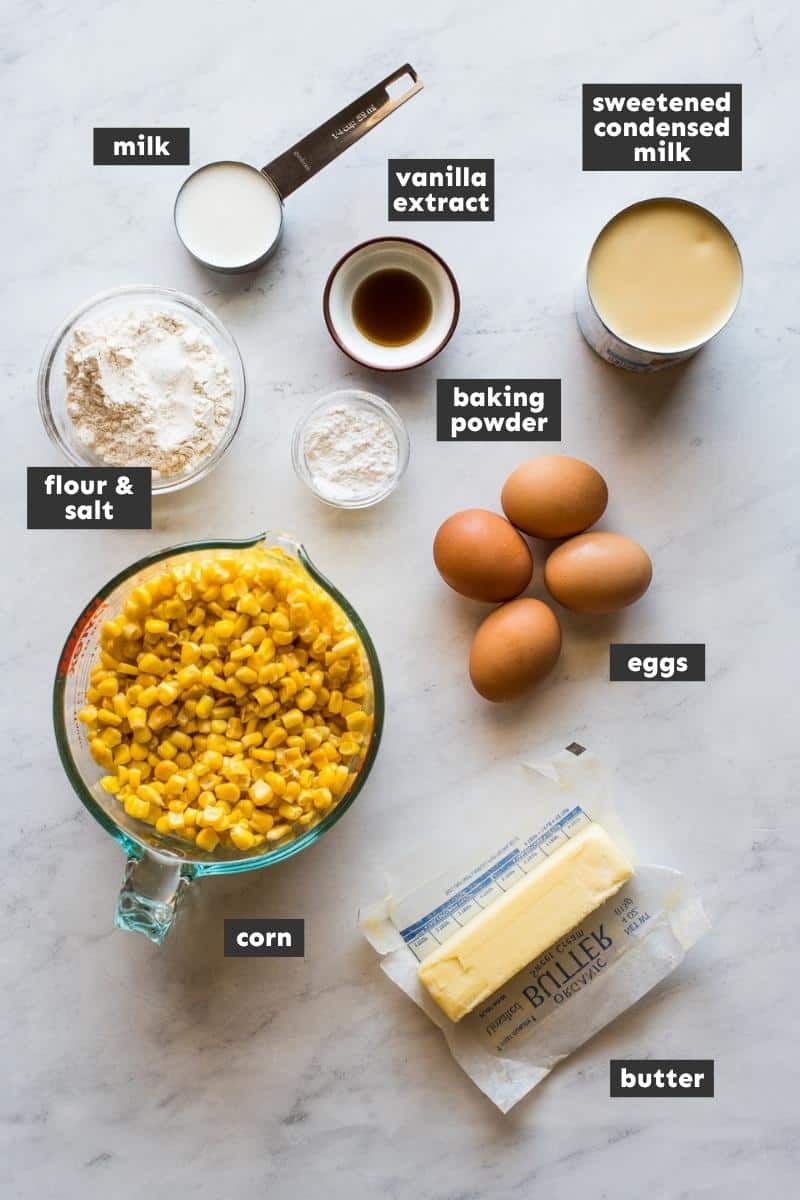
[352,268,432,347]
[390,162,493,216]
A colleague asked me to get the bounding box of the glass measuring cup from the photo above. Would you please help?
[54,532,384,944]
[174,64,423,273]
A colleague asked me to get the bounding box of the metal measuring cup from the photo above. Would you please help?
[174,64,423,273]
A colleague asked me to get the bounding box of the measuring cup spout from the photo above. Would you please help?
[115,850,192,944]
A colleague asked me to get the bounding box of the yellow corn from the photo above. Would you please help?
[251,811,275,834]
[251,748,276,763]
[213,782,238,805]
[96,708,121,727]
[281,708,303,732]
[124,794,150,820]
[264,771,286,796]
[138,653,166,676]
[329,635,359,661]
[127,706,147,730]
[242,625,267,646]
[90,739,113,767]
[196,827,220,852]
[138,784,161,808]
[156,681,180,706]
[178,664,203,690]
[266,824,291,842]
[230,824,255,851]
[80,547,371,855]
[180,641,201,666]
[313,787,333,811]
[250,780,273,806]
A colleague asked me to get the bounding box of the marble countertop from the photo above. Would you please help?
[4,0,798,1195]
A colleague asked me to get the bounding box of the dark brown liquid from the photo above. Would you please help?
[352,268,433,347]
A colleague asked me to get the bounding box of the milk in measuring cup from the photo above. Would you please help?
[174,162,283,271]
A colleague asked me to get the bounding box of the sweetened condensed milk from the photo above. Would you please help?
[578,198,742,371]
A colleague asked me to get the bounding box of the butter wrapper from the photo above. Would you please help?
[359,744,709,1112]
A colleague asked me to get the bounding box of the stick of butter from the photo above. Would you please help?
[417,823,634,1022]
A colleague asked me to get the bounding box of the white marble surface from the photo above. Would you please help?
[3,0,798,1194]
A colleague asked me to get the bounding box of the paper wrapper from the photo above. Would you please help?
[359,744,709,1112]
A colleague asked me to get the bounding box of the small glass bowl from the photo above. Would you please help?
[37,285,246,495]
[291,389,410,509]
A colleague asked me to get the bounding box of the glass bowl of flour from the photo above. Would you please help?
[292,390,410,509]
[38,285,246,494]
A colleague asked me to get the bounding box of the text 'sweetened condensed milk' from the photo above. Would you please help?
[577,198,743,372]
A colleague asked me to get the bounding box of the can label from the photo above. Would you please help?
[575,281,698,373]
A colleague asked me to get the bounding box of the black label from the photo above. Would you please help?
[27,468,152,529]
[437,379,560,442]
[583,85,741,170]
[224,919,305,958]
[93,127,190,165]
[610,643,705,682]
[611,1059,714,1097]
[388,158,494,220]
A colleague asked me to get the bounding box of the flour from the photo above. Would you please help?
[64,308,234,479]
[302,403,400,503]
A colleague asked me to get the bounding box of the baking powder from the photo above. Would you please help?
[302,403,400,503]
[65,308,234,479]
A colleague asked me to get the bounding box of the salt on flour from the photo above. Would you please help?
[64,308,234,480]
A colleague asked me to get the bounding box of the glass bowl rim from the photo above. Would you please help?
[37,283,247,496]
[53,531,385,876]
[291,389,411,510]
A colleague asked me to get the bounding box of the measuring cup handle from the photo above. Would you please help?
[115,850,192,944]
[262,63,423,199]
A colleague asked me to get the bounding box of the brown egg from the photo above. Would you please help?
[433,509,533,602]
[544,532,652,613]
[502,455,608,539]
[469,598,561,701]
